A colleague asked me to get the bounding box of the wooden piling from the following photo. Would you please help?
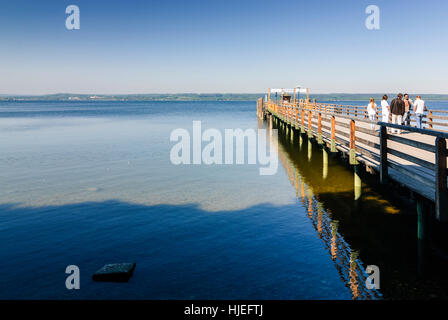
[435,137,447,222]
[417,199,427,240]
[308,138,312,162]
[354,165,362,201]
[322,148,328,179]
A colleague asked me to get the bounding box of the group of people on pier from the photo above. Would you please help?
[367,93,427,133]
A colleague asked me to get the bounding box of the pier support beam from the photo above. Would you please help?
[435,137,447,222]
[299,134,303,151]
[308,138,312,162]
[322,148,328,180]
[349,120,358,165]
[417,198,427,241]
[354,165,362,201]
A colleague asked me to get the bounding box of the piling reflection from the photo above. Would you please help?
[262,116,390,299]
[275,130,380,299]
[266,114,448,300]
[259,115,448,299]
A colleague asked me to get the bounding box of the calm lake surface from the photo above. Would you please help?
[1,100,447,299]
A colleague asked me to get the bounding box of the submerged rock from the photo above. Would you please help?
[92,262,136,282]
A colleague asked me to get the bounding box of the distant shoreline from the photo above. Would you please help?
[2,93,448,102]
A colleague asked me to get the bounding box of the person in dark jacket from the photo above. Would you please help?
[390,93,405,134]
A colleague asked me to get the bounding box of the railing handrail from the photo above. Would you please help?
[377,122,448,139]
[270,100,446,115]
[268,100,448,130]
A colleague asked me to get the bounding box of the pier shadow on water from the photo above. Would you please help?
[271,117,448,300]
[0,200,359,300]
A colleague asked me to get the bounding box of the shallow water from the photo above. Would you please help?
[0,100,445,299]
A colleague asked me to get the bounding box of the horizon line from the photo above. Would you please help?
[2,92,448,96]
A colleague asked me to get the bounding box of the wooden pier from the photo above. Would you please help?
[257,94,448,223]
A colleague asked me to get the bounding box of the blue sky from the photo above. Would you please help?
[0,0,447,94]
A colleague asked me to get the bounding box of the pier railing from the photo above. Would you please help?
[262,100,448,222]
[265,99,448,132]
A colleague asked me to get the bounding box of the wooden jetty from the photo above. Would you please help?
[257,89,448,226]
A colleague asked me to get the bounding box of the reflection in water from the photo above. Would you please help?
[265,114,448,300]
[263,117,382,299]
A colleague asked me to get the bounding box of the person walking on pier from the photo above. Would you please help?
[413,95,426,129]
[367,98,377,130]
[381,95,390,131]
[403,94,413,126]
[390,93,405,134]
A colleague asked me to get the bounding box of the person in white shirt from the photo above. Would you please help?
[367,97,377,130]
[413,96,426,129]
[380,95,390,132]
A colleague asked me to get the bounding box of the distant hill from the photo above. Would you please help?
[0,93,262,102]
[1,93,448,102]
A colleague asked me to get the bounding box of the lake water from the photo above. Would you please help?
[0,100,447,299]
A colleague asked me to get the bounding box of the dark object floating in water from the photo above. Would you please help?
[92,262,136,282]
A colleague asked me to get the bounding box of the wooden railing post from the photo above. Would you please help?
[301,109,305,133]
[379,124,388,184]
[296,106,299,128]
[429,111,433,129]
[330,116,336,152]
[349,120,358,165]
[318,113,323,144]
[435,137,447,221]
[308,110,312,138]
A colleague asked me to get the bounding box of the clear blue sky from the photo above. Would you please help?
[1,0,447,94]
